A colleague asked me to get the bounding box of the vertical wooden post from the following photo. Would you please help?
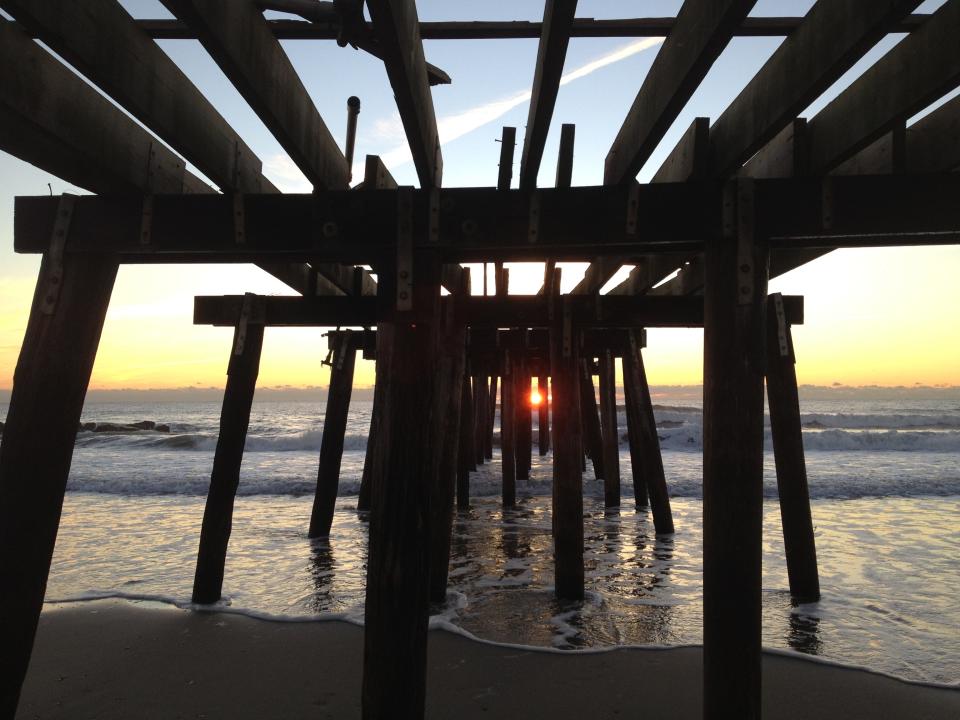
[473,374,488,466]
[538,375,550,455]
[428,290,466,604]
[623,332,673,532]
[516,357,533,481]
[308,333,358,538]
[457,371,474,510]
[702,180,768,720]
[362,187,442,718]
[622,355,649,508]
[0,250,117,717]
[501,353,517,507]
[549,270,584,601]
[766,294,820,602]
[357,353,383,513]
[193,295,265,604]
[579,362,605,480]
[598,349,621,508]
[485,374,497,459]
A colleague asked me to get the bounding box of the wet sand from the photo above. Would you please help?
[16,600,959,719]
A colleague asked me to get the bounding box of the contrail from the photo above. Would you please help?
[378,36,665,171]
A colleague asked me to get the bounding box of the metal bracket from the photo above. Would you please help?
[772,294,792,360]
[735,179,756,306]
[233,193,246,245]
[140,194,154,247]
[627,181,640,236]
[528,191,540,244]
[397,187,414,312]
[40,194,76,315]
[821,176,834,231]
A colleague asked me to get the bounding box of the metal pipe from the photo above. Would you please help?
[345,96,360,182]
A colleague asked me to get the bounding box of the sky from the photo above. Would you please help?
[0,0,958,392]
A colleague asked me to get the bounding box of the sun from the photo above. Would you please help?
[529,389,543,407]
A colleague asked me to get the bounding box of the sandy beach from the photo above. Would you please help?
[15,600,959,719]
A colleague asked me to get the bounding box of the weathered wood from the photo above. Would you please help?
[307,334,358,538]
[516,362,533,482]
[501,357,517,507]
[598,350,621,508]
[550,284,584,601]
[193,309,265,603]
[707,0,920,178]
[622,353,649,508]
[766,295,820,602]
[457,372,474,509]
[367,0,442,188]
[604,0,755,185]
[702,181,768,719]
[132,15,931,41]
[473,375,489,466]
[485,375,497,460]
[160,0,347,189]
[429,302,467,604]
[538,375,550,455]
[498,126,517,190]
[0,253,117,718]
[362,251,442,719]
[579,363,605,481]
[622,333,674,531]
[519,0,578,189]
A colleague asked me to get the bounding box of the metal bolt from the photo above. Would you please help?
[399,270,409,279]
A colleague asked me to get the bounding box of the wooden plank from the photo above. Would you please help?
[623,332,674,530]
[598,350,621,507]
[307,333,358,538]
[702,180,768,719]
[131,15,932,40]
[766,295,820,602]
[193,312,265,603]
[806,0,960,174]
[367,0,442,188]
[519,0,578,190]
[603,0,756,186]
[160,0,347,189]
[710,0,921,178]
[538,123,574,296]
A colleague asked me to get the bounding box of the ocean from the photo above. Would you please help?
[1,393,958,685]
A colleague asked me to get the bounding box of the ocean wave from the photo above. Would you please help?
[73,430,370,453]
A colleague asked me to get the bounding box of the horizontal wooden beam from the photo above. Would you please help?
[193,294,804,329]
[14,174,960,261]
[127,15,931,40]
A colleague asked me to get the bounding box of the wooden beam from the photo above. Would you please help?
[805,0,960,174]
[367,0,442,188]
[708,0,921,178]
[498,126,517,190]
[129,15,933,40]
[192,294,804,329]
[598,349,621,507]
[159,0,347,189]
[519,0,578,190]
[18,174,960,261]
[0,0,366,295]
[603,0,756,186]
[906,94,960,173]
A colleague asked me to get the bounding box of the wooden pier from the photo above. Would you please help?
[1,1,959,718]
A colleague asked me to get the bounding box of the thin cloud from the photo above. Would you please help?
[380,36,665,171]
